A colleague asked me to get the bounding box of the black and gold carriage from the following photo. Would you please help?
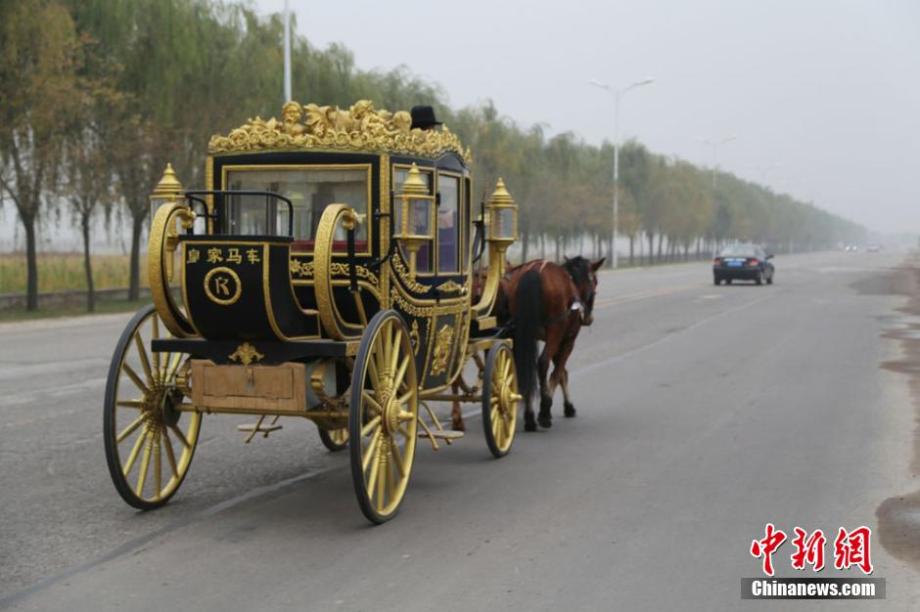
[103,101,521,522]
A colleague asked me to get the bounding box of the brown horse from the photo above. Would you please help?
[504,256,604,431]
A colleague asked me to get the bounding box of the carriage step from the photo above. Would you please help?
[237,423,283,434]
[419,430,465,440]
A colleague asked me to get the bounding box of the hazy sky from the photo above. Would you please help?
[256,0,919,234]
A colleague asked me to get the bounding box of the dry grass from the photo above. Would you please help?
[0,252,148,294]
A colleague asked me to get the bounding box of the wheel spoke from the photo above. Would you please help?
[501,355,512,380]
[134,334,155,386]
[376,441,387,512]
[390,439,405,478]
[159,352,173,383]
[361,415,382,437]
[386,450,397,506]
[122,427,148,476]
[164,353,183,383]
[116,413,146,443]
[366,444,381,495]
[135,433,154,496]
[151,316,161,373]
[389,327,401,373]
[362,430,382,472]
[367,356,381,391]
[393,356,411,393]
[168,424,190,449]
[154,434,162,498]
[163,428,179,478]
[362,390,384,415]
[117,399,145,409]
[122,363,150,394]
[396,390,414,406]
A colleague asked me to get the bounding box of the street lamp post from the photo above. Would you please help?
[589,77,654,269]
[701,134,737,189]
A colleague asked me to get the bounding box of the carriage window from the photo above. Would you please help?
[225,167,368,248]
[438,174,460,273]
[394,166,433,273]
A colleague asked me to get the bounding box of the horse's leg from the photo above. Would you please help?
[553,337,577,417]
[538,331,562,429]
[523,394,537,432]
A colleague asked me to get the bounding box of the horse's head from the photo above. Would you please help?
[564,256,605,326]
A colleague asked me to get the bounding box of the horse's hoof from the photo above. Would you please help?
[538,415,553,429]
[524,421,538,432]
[564,403,576,418]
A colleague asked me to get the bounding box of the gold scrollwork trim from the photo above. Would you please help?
[149,202,198,337]
[390,254,430,294]
[409,320,421,355]
[203,266,243,306]
[290,259,380,288]
[314,204,363,340]
[430,324,454,376]
[209,100,471,163]
[228,342,264,366]
[436,280,463,293]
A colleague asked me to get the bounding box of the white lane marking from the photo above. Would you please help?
[594,283,700,309]
[573,292,775,380]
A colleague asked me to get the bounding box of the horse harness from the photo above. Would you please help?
[511,259,588,326]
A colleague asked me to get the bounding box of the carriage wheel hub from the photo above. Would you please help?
[498,383,512,414]
[382,396,400,435]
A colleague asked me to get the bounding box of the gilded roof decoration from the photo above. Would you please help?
[208,100,471,163]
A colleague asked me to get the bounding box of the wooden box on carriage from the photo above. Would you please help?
[190,360,307,415]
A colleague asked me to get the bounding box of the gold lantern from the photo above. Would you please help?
[148,163,193,283]
[149,163,184,222]
[487,178,518,245]
[394,163,435,277]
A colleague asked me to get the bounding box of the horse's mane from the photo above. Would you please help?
[563,256,591,286]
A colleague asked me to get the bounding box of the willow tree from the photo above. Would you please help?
[0,0,83,309]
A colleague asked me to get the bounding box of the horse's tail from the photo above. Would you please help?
[513,269,542,401]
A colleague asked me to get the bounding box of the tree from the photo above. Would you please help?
[0,0,83,310]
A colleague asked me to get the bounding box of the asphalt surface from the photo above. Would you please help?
[1,251,919,610]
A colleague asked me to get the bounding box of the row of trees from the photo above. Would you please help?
[0,0,864,311]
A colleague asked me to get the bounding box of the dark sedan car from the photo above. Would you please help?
[713,244,774,285]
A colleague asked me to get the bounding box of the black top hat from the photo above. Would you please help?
[410,105,442,130]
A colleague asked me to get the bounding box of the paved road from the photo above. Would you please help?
[2,251,919,610]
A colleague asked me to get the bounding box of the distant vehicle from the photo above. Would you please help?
[845,244,859,252]
[713,244,774,285]
[866,244,881,252]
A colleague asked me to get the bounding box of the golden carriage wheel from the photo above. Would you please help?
[348,310,419,524]
[104,305,202,510]
[318,426,349,452]
[482,342,520,458]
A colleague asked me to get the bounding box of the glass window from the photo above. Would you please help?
[225,167,368,248]
[394,166,433,273]
[719,244,756,257]
[438,174,460,273]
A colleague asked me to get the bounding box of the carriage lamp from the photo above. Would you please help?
[487,178,518,246]
[149,163,193,282]
[395,163,435,277]
[149,163,185,222]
